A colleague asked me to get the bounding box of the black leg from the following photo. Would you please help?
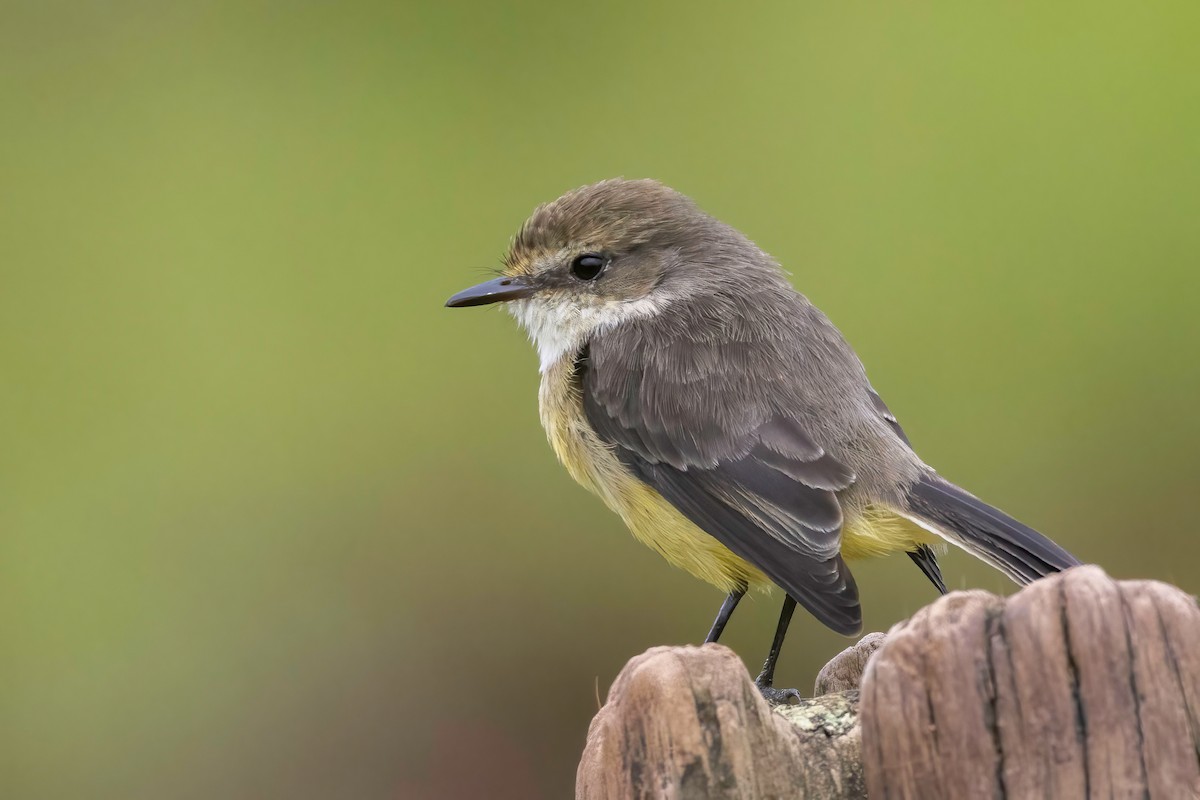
[704,586,746,644]
[754,595,801,704]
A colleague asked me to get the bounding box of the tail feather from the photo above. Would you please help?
[903,473,1080,585]
[907,544,948,595]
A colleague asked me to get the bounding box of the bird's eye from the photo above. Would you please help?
[570,253,606,281]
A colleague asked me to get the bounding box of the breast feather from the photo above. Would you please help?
[538,358,769,593]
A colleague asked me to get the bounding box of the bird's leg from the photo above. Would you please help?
[703,585,746,644]
[754,595,801,705]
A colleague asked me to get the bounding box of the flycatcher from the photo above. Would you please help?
[446,179,1080,701]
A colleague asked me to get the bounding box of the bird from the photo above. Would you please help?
[445,178,1081,702]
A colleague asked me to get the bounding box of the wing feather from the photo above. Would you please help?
[580,310,866,635]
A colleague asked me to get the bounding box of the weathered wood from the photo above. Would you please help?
[815,631,886,695]
[576,638,879,799]
[861,565,1200,799]
[577,566,1200,799]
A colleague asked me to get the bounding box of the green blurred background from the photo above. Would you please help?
[3,1,1198,797]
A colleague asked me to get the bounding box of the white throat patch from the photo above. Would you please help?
[508,296,663,373]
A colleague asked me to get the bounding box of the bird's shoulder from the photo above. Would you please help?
[586,290,867,450]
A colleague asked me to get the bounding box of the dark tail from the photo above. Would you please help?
[907,544,948,595]
[904,472,1081,585]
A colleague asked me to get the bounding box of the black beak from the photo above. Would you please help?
[444,275,536,308]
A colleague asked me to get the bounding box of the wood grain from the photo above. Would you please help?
[578,567,1200,799]
[861,566,1200,799]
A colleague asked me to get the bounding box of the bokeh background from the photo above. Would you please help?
[3,1,1198,797]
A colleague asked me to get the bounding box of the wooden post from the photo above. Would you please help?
[576,566,1200,799]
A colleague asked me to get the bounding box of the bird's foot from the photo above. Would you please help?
[754,674,801,705]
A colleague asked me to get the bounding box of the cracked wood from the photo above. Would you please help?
[578,566,1200,798]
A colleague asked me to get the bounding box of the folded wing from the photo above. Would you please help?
[579,328,864,635]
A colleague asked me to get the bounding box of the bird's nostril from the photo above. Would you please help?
[499,278,511,286]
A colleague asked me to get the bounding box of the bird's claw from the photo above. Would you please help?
[755,677,802,705]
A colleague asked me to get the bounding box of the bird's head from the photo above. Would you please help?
[445,178,785,370]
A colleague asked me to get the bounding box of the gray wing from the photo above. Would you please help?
[869,388,954,593]
[868,387,911,446]
[579,316,864,635]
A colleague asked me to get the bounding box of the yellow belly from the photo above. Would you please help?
[842,505,937,560]
[539,361,933,593]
